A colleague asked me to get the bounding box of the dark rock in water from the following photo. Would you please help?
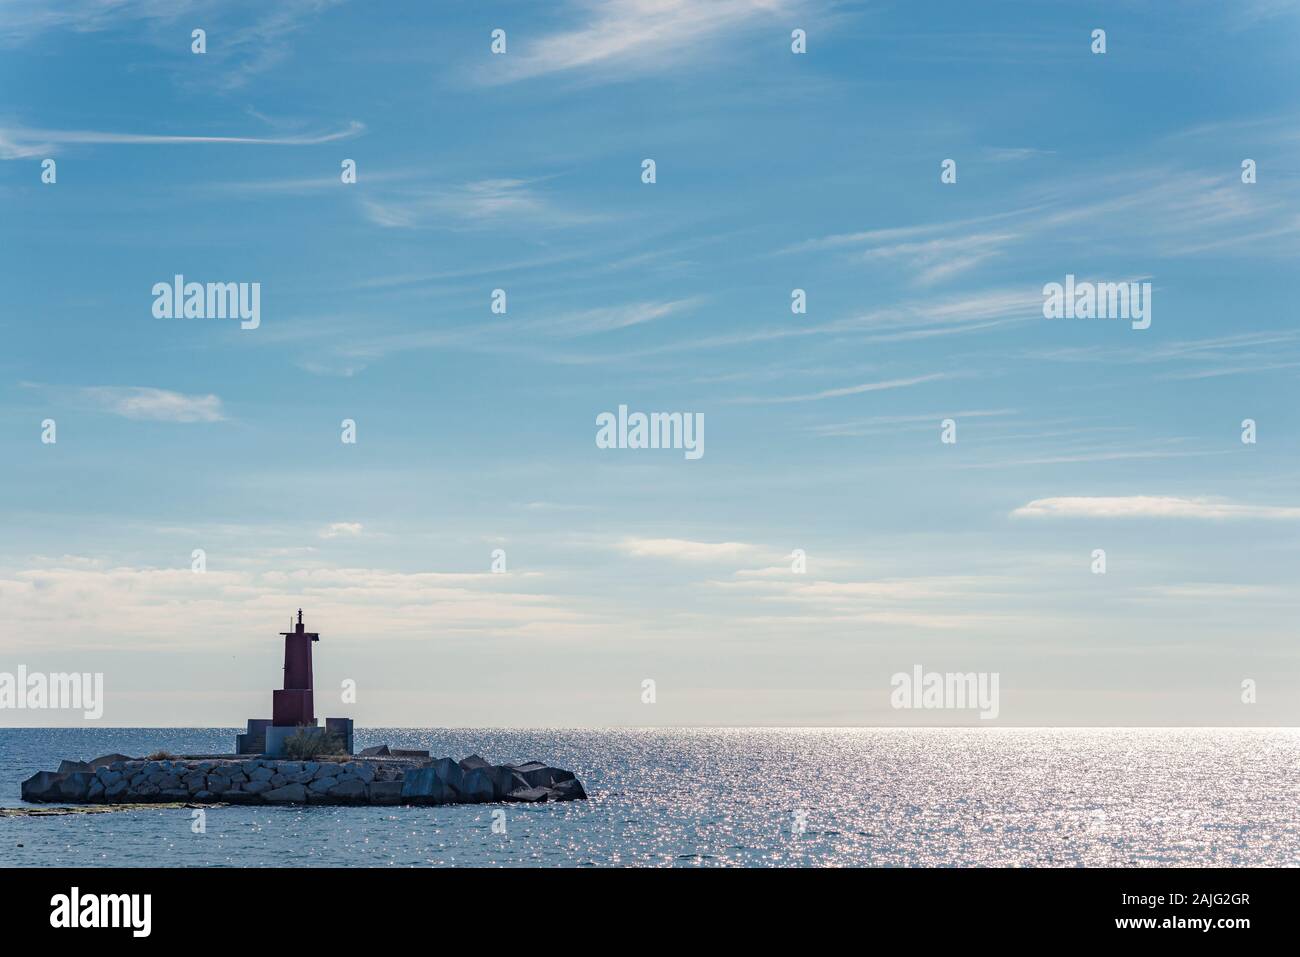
[425,757,464,794]
[88,753,134,769]
[263,783,308,803]
[549,778,586,801]
[57,760,92,774]
[95,768,123,787]
[459,767,496,803]
[458,754,492,773]
[21,771,62,802]
[58,772,94,801]
[505,786,550,803]
[390,749,429,759]
[358,745,391,757]
[22,771,95,803]
[512,762,575,789]
[329,778,366,801]
[400,767,456,805]
[367,781,404,805]
[469,764,526,800]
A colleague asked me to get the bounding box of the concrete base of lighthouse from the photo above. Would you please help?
[260,719,354,758]
[263,725,306,758]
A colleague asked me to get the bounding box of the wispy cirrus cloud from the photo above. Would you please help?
[0,120,363,159]
[787,163,1300,285]
[856,231,1019,285]
[983,146,1056,162]
[521,299,697,338]
[0,560,592,653]
[359,178,600,229]
[1013,496,1300,520]
[757,287,1044,345]
[783,207,1038,256]
[964,448,1219,471]
[320,522,364,539]
[481,0,800,84]
[706,573,1021,630]
[615,537,866,576]
[0,0,195,41]
[0,0,343,89]
[201,167,415,195]
[617,537,773,563]
[1024,330,1300,381]
[78,386,226,423]
[266,296,697,377]
[732,372,947,404]
[809,408,1015,438]
[474,286,1045,368]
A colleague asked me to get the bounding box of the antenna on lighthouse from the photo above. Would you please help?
[297,608,304,626]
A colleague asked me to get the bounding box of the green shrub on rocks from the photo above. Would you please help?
[283,726,345,760]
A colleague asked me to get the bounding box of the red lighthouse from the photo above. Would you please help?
[274,609,318,727]
[235,610,354,756]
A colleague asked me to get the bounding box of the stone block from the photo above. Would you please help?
[330,778,366,801]
[459,768,496,803]
[20,771,62,802]
[367,781,403,805]
[505,787,549,803]
[458,754,491,773]
[263,783,307,803]
[550,778,587,801]
[400,768,454,805]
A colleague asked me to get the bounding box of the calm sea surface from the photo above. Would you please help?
[1,727,1296,867]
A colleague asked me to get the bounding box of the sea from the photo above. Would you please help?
[1,727,1296,867]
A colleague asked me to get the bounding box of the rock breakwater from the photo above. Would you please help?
[21,752,587,807]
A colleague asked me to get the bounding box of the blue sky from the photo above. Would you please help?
[1,0,1298,726]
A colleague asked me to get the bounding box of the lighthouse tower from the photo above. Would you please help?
[274,609,318,727]
[234,610,353,757]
